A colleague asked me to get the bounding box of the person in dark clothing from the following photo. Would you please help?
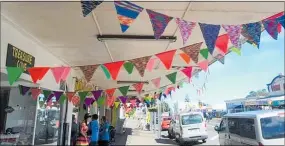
[71,115,78,146]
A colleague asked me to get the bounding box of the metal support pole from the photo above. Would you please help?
[157,100,161,139]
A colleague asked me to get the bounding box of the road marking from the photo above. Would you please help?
[210,135,219,141]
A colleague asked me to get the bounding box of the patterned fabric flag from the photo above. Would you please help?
[241,22,262,49]
[215,54,225,64]
[81,0,104,17]
[79,65,99,82]
[133,83,144,94]
[276,15,284,28]
[262,18,278,40]
[128,56,152,77]
[146,9,173,39]
[180,42,203,64]
[199,23,221,55]
[114,1,143,32]
[176,18,196,45]
[222,25,242,49]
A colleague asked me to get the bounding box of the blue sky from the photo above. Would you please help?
[169,28,284,109]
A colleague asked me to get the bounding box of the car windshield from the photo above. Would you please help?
[181,114,203,125]
[260,115,285,139]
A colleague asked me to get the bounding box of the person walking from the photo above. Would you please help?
[76,113,91,146]
[89,114,99,146]
[99,116,110,146]
[71,115,79,146]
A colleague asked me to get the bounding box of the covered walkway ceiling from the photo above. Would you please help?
[1,1,284,95]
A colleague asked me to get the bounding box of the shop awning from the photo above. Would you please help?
[271,100,285,107]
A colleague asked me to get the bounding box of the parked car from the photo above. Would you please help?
[161,117,171,131]
[169,112,208,145]
[214,109,285,145]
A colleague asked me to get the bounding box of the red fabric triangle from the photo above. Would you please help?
[215,34,229,55]
[31,88,41,100]
[104,61,124,80]
[105,88,116,97]
[155,50,177,70]
[28,67,50,83]
[133,83,144,94]
[66,92,76,102]
[277,24,282,33]
[181,67,193,79]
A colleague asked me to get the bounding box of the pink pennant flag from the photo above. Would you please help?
[151,77,161,88]
[133,83,144,94]
[61,67,71,81]
[51,67,66,84]
[130,99,136,107]
[198,60,209,72]
[146,58,156,72]
[176,18,196,45]
[222,25,242,49]
[181,67,193,79]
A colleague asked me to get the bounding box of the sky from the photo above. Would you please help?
[167,28,284,110]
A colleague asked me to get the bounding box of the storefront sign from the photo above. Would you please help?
[267,75,285,92]
[6,44,35,74]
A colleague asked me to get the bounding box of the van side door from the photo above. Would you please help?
[218,118,227,145]
[228,118,242,145]
[239,118,258,145]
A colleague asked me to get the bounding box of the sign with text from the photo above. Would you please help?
[6,44,35,74]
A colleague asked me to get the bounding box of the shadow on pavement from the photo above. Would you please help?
[155,138,177,145]
[113,128,133,145]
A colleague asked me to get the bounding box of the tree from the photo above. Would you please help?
[246,89,268,98]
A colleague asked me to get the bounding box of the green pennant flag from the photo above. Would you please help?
[159,87,166,93]
[200,48,209,59]
[39,101,45,108]
[6,67,24,85]
[59,94,66,104]
[78,91,89,102]
[231,47,241,56]
[97,96,105,106]
[179,82,184,88]
[43,90,51,98]
[123,62,134,74]
[101,65,111,79]
[166,72,177,84]
[118,86,130,96]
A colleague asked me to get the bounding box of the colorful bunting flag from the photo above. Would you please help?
[61,67,71,81]
[123,62,134,74]
[176,18,196,45]
[79,65,99,82]
[100,65,111,80]
[107,96,115,107]
[133,83,144,94]
[51,67,66,84]
[31,88,41,100]
[198,60,209,72]
[215,34,229,56]
[118,96,127,104]
[118,86,130,96]
[230,47,241,56]
[180,42,203,64]
[146,58,156,72]
[78,91,89,103]
[91,90,103,100]
[97,96,105,106]
[18,85,30,96]
[128,56,152,77]
[59,94,66,104]
[66,92,76,102]
[276,15,284,28]
[215,54,225,64]
[114,101,120,108]
[28,67,50,84]
[179,53,191,64]
[262,18,278,40]
[222,25,242,49]
[47,94,54,102]
[130,99,136,107]
[241,22,262,48]
[6,67,24,85]
[166,72,177,84]
[81,0,103,17]
[105,88,116,97]
[155,49,176,70]
[53,91,63,101]
[43,90,52,99]
[146,9,173,39]
[85,97,95,107]
[104,61,124,80]
[199,23,221,55]
[151,77,161,88]
[200,48,209,59]
[114,1,143,32]
[181,67,193,79]
[72,96,80,106]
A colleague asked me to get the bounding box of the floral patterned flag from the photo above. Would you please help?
[262,18,278,40]
[81,0,104,17]
[241,22,262,49]
[133,83,144,94]
[128,56,152,77]
[276,15,284,28]
[199,23,221,55]
[79,65,99,82]
[222,25,242,49]
[215,54,225,64]
[180,42,203,64]
[176,18,196,45]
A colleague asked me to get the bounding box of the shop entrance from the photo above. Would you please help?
[0,88,10,133]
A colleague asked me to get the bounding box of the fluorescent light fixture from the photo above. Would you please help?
[97,35,176,42]
[117,80,149,85]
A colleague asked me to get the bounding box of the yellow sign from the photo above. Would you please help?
[74,77,96,91]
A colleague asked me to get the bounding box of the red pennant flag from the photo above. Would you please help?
[66,92,76,102]
[104,61,124,80]
[133,83,144,94]
[155,49,176,70]
[277,24,282,33]
[107,96,115,107]
[28,67,50,83]
[181,67,193,79]
[105,88,116,97]
[31,88,41,100]
[215,34,229,56]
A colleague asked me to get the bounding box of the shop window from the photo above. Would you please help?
[228,118,240,135]
[240,118,256,139]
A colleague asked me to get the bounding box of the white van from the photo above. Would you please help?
[215,110,285,145]
[172,112,208,144]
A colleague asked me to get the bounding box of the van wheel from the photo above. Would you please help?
[202,139,206,143]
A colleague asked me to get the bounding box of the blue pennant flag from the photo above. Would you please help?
[262,19,278,40]
[81,0,104,17]
[199,23,221,55]
[276,14,284,28]
[241,22,262,49]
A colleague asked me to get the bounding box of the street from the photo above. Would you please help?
[114,118,221,145]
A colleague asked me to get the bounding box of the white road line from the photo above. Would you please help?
[210,135,219,141]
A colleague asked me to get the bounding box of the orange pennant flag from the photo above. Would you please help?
[179,52,191,64]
